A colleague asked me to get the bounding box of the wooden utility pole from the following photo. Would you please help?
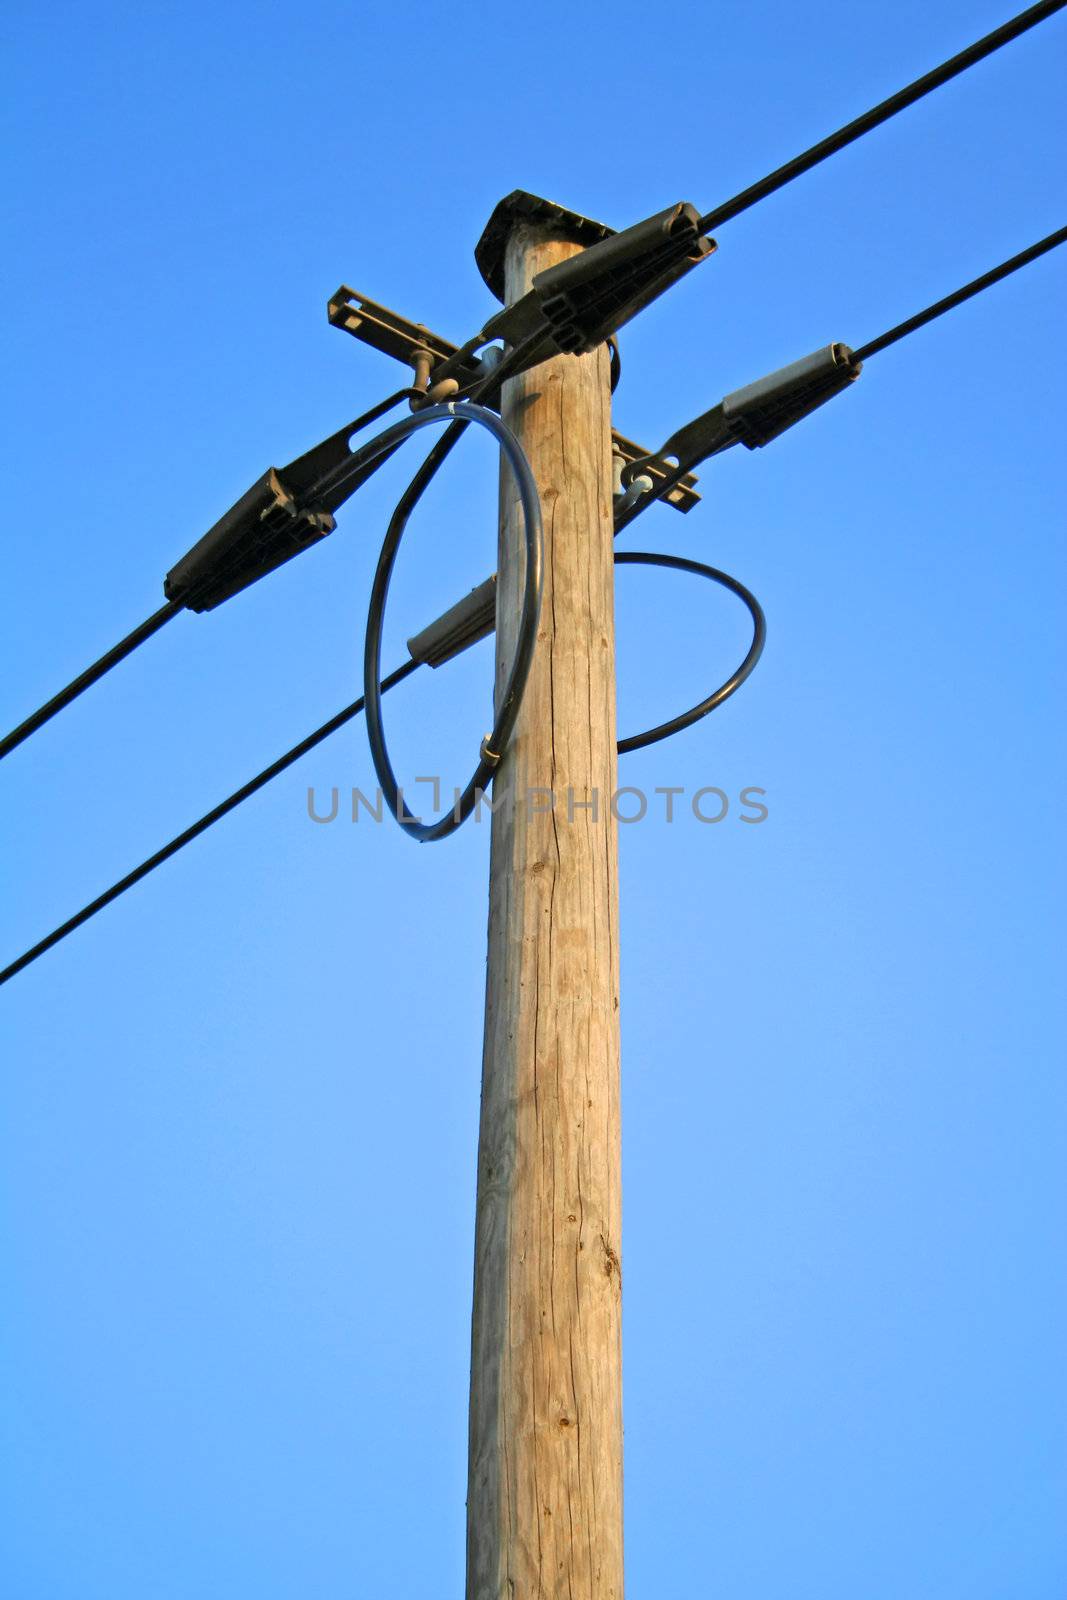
[467,217,623,1599]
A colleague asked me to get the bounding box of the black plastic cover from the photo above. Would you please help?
[475,191,615,302]
[163,406,403,613]
[407,576,497,669]
[535,203,715,354]
[481,203,715,366]
[722,342,861,448]
[164,470,334,613]
[654,344,862,475]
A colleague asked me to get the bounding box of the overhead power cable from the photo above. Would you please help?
[697,0,1067,234]
[429,4,1066,398]
[0,601,182,761]
[0,660,420,988]
[851,223,1067,360]
[615,221,1067,533]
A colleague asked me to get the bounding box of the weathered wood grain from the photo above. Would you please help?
[467,225,623,1600]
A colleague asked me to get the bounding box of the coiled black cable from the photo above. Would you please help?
[362,401,543,842]
[614,553,765,753]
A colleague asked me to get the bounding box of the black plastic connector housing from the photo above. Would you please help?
[406,576,497,669]
[534,202,715,354]
[164,472,334,613]
[481,201,715,366]
[163,410,394,613]
[722,342,861,448]
[653,343,862,475]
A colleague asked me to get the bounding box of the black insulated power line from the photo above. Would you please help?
[852,224,1067,361]
[406,1,1062,411]
[0,660,420,988]
[698,0,1067,235]
[0,600,182,762]
[616,221,1067,532]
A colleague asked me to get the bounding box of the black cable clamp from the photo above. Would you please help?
[162,391,421,613]
[407,577,498,669]
[475,198,716,373]
[163,470,336,614]
[623,342,862,493]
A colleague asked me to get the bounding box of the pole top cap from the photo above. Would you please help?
[475,191,614,302]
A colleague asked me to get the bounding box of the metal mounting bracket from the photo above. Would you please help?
[327,288,486,391]
[327,286,700,514]
[609,431,699,512]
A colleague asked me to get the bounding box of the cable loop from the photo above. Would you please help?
[614,552,766,753]
[362,400,543,842]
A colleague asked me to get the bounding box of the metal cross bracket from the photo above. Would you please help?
[327,286,700,515]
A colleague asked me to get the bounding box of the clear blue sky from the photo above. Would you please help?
[2,2,1065,1595]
